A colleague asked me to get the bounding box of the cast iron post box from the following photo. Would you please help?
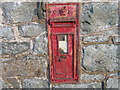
[46,3,80,83]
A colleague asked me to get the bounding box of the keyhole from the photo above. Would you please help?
[59,59,61,62]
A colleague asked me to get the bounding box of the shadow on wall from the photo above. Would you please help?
[36,2,46,19]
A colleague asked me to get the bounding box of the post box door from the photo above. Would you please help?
[52,34,74,80]
[46,3,80,83]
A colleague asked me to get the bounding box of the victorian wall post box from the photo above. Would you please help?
[46,3,80,83]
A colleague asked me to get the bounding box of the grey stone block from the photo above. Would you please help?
[106,78,120,89]
[112,36,120,43]
[22,79,48,88]
[0,2,2,8]
[109,73,120,77]
[2,42,30,55]
[82,28,118,42]
[83,35,109,42]
[18,22,45,37]
[0,6,3,22]
[81,74,104,81]
[6,78,20,88]
[0,80,9,88]
[0,42,2,55]
[81,3,118,34]
[0,26,14,40]
[103,29,118,35]
[54,82,101,88]
[2,59,47,77]
[33,34,48,55]
[2,2,35,23]
[82,44,119,72]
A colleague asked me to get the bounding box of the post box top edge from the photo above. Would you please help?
[46,3,80,6]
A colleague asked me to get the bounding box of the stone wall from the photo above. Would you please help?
[0,2,48,89]
[0,1,120,89]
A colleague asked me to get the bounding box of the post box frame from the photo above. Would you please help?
[46,3,80,84]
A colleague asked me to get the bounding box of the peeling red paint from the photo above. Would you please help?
[46,3,80,84]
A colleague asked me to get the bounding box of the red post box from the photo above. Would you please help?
[46,3,80,83]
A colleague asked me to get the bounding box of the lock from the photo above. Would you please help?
[58,59,61,62]
[46,3,80,83]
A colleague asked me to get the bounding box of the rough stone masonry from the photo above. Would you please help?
[0,1,120,89]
